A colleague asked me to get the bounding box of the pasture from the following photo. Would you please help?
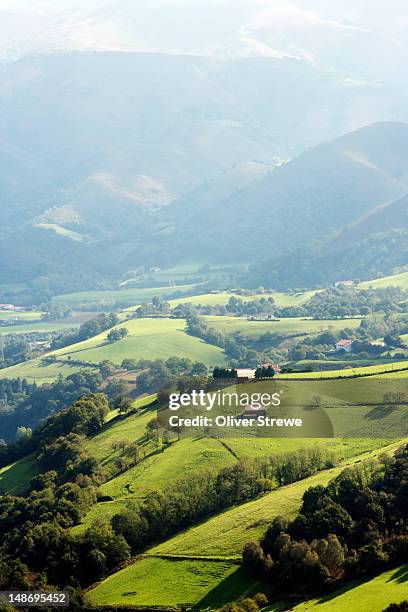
[293,565,408,611]
[202,316,361,338]
[51,318,226,366]
[86,557,243,608]
[0,322,78,335]
[359,271,408,290]
[0,358,87,384]
[53,284,199,307]
[169,291,318,308]
[0,310,43,321]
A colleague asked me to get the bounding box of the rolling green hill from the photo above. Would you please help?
[53,284,199,307]
[168,291,319,309]
[0,358,87,384]
[203,316,361,338]
[87,441,405,608]
[359,270,408,290]
[52,317,226,366]
[0,317,227,384]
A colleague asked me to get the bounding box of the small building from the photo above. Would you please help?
[334,280,354,288]
[335,339,353,353]
[259,362,281,374]
[236,368,256,380]
[240,404,266,420]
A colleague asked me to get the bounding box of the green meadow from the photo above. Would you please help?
[52,317,226,366]
[87,442,405,608]
[86,557,244,608]
[0,455,37,495]
[169,291,319,308]
[0,310,43,321]
[359,270,408,290]
[202,316,361,338]
[53,284,198,307]
[293,565,408,612]
[0,322,78,335]
[0,358,87,384]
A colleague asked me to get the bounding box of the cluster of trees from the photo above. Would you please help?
[186,316,266,366]
[172,296,302,320]
[304,286,408,320]
[213,367,238,378]
[50,313,119,350]
[41,302,73,321]
[0,394,124,597]
[107,327,128,343]
[0,369,103,446]
[218,593,269,612]
[133,356,209,391]
[242,446,408,600]
[135,296,171,317]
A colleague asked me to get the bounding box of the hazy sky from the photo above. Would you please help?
[1,0,408,81]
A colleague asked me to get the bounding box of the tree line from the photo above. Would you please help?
[242,446,408,605]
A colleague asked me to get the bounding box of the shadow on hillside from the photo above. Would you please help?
[388,565,408,584]
[197,567,261,609]
[365,405,396,420]
[311,577,367,604]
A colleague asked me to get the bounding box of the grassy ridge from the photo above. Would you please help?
[292,565,408,611]
[169,291,319,308]
[203,316,361,338]
[0,359,87,384]
[52,318,226,366]
[359,271,408,290]
[53,284,199,306]
[86,557,246,608]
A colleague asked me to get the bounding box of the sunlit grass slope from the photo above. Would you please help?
[293,565,408,611]
[51,318,226,366]
[203,316,361,338]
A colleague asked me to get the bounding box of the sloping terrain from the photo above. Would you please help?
[292,565,408,612]
[165,122,408,262]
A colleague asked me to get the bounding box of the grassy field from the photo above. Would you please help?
[0,358,87,384]
[51,318,226,366]
[169,291,318,308]
[359,271,408,290]
[0,310,43,321]
[281,360,408,379]
[292,565,408,611]
[0,455,37,495]
[53,284,199,307]
[202,316,361,338]
[86,557,250,608]
[0,322,78,335]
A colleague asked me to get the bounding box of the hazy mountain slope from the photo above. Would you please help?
[1,50,392,292]
[168,122,408,261]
